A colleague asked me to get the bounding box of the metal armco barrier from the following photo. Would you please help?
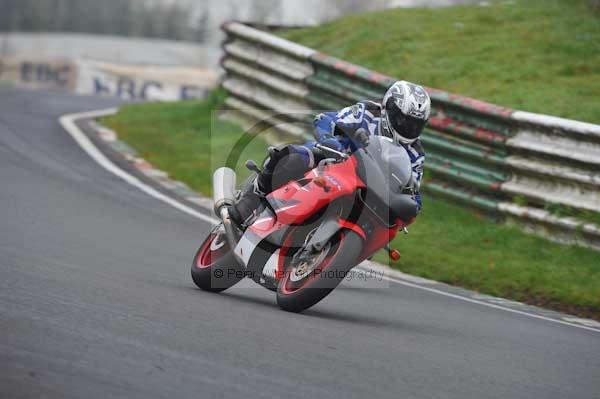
[221,22,600,250]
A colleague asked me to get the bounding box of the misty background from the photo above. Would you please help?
[0,0,483,68]
[0,0,483,42]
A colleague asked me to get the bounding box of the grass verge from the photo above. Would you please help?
[281,0,600,123]
[101,92,600,320]
[102,90,265,195]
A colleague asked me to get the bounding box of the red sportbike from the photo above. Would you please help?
[191,135,418,313]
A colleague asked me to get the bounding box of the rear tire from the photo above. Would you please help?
[191,228,244,293]
[276,230,363,313]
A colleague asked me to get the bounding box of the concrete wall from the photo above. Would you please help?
[76,60,216,101]
[0,33,217,101]
[0,57,217,101]
[0,33,208,66]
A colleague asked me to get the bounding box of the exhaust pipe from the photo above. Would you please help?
[213,167,237,216]
[212,168,241,259]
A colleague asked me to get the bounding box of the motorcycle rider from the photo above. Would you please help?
[229,80,431,226]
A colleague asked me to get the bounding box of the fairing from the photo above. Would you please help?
[266,157,364,226]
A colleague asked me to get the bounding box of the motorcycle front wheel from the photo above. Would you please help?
[191,226,244,293]
[276,230,363,313]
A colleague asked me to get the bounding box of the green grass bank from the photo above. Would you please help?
[281,0,600,123]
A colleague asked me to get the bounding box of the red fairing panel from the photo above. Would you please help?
[267,157,365,226]
[359,220,399,263]
[337,219,366,240]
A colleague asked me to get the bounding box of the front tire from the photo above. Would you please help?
[276,230,363,313]
[191,227,244,293]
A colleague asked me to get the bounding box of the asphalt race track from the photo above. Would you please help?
[1,88,599,399]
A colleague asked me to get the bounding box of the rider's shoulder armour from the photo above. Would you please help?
[362,100,382,118]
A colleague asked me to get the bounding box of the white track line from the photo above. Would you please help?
[61,109,600,334]
[356,265,600,333]
[60,109,219,226]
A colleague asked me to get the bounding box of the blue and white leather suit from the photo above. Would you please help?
[281,100,425,210]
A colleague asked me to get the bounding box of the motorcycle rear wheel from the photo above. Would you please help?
[276,230,363,313]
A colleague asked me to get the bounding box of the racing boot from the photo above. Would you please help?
[229,177,267,227]
[229,147,283,226]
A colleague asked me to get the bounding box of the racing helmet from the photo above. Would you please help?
[381,81,431,144]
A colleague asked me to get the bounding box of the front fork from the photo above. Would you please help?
[218,206,243,265]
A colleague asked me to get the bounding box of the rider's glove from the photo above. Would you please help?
[349,128,370,148]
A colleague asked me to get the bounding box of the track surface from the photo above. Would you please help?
[1,88,598,399]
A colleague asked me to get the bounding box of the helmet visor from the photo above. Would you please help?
[386,98,427,140]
